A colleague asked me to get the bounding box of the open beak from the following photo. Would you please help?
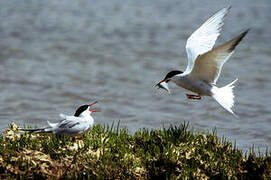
[155,80,171,94]
[89,101,98,107]
[90,109,99,113]
[89,101,99,113]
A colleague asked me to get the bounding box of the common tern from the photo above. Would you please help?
[21,101,99,135]
[156,6,249,115]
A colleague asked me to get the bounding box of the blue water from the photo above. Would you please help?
[0,0,271,153]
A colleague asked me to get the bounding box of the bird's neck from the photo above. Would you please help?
[79,112,94,124]
[171,75,189,88]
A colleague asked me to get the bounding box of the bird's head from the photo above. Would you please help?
[74,101,99,117]
[155,70,183,94]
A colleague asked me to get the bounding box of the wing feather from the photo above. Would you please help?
[58,119,80,129]
[184,6,231,74]
[189,30,249,83]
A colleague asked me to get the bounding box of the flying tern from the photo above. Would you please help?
[156,6,249,115]
[21,101,99,135]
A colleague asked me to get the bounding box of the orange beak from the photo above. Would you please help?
[89,101,99,113]
[89,101,98,107]
[90,109,100,113]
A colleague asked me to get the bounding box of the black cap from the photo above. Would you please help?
[164,70,183,80]
[74,105,89,117]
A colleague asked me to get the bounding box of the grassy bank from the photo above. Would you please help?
[0,122,270,179]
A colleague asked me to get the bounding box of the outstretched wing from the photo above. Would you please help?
[189,30,249,84]
[184,6,230,74]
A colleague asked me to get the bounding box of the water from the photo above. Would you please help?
[0,0,271,153]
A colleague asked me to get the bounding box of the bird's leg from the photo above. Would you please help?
[186,94,201,100]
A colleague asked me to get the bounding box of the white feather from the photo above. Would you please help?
[211,79,238,115]
[184,6,230,75]
[47,120,57,128]
[59,113,66,119]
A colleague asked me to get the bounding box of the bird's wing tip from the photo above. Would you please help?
[226,5,232,10]
[232,112,239,118]
[244,29,250,34]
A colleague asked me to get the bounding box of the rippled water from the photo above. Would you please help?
[0,0,271,153]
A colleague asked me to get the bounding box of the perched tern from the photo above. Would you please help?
[156,6,249,115]
[21,101,99,135]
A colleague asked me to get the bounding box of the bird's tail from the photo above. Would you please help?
[20,121,55,134]
[20,126,53,134]
[20,128,47,134]
[211,79,238,116]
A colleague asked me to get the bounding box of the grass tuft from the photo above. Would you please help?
[0,122,270,179]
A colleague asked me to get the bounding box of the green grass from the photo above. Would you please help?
[0,122,270,179]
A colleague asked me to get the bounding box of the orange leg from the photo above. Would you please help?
[186,94,201,100]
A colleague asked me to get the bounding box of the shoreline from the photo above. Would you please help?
[0,122,270,179]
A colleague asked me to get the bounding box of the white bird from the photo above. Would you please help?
[156,6,249,115]
[21,101,99,135]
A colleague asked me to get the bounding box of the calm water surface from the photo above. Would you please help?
[0,0,271,153]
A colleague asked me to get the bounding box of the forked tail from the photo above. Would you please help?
[211,79,238,116]
[20,120,55,134]
[20,121,55,134]
[20,128,48,134]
